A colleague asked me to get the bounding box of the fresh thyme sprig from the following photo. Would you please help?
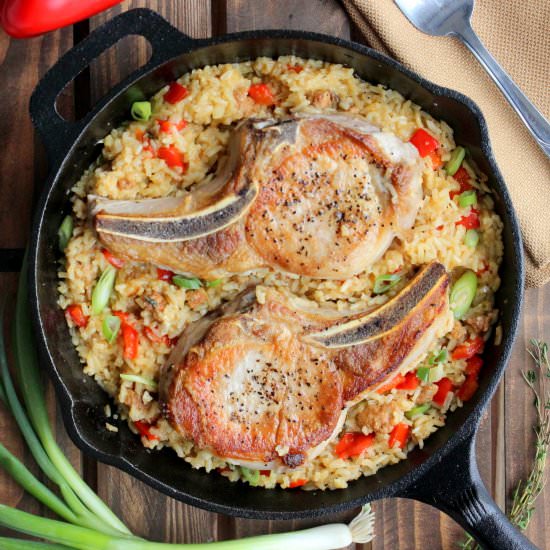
[459,339,550,549]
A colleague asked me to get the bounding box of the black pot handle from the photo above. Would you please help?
[29,8,193,167]
[398,431,538,549]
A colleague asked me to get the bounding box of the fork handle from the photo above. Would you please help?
[457,24,550,159]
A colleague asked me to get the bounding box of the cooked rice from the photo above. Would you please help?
[58,56,503,490]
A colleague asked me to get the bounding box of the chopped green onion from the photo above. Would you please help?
[373,274,401,294]
[130,101,151,121]
[445,146,466,176]
[57,216,73,252]
[450,270,478,319]
[91,266,117,315]
[172,275,202,289]
[240,466,260,486]
[120,373,157,389]
[405,403,431,420]
[206,278,223,288]
[427,363,445,383]
[416,366,430,383]
[458,190,477,208]
[464,229,479,248]
[429,349,448,365]
[102,315,120,344]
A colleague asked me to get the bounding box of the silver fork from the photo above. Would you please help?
[394,0,550,159]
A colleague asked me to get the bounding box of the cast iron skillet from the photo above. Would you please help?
[29,9,530,549]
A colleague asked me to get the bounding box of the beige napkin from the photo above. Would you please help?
[342,0,550,287]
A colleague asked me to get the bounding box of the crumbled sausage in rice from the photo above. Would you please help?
[465,312,497,333]
[356,400,405,434]
[186,288,208,309]
[416,383,438,405]
[309,89,339,109]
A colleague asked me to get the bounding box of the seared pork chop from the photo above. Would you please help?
[92,114,423,280]
[160,262,451,469]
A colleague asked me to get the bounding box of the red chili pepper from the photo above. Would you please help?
[288,479,308,488]
[456,374,479,402]
[248,83,276,106]
[144,326,171,347]
[158,119,187,133]
[409,129,439,158]
[133,420,159,441]
[396,371,420,391]
[157,268,174,282]
[120,322,138,360]
[157,146,187,170]
[451,337,484,360]
[465,356,484,376]
[164,82,189,104]
[101,248,124,269]
[456,208,480,229]
[66,304,88,328]
[376,373,406,394]
[0,0,123,38]
[334,432,375,459]
[433,377,453,407]
[287,65,303,73]
[388,423,410,449]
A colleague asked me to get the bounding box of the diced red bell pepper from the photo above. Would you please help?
[465,356,484,376]
[157,146,187,171]
[260,470,271,476]
[335,432,375,459]
[248,83,276,106]
[409,129,439,158]
[101,248,124,269]
[287,65,303,73]
[451,337,484,360]
[396,371,420,391]
[158,119,187,133]
[433,377,453,406]
[456,374,479,402]
[453,166,472,188]
[456,208,480,229]
[121,322,139,360]
[157,268,174,282]
[144,326,171,347]
[376,373,406,394]
[476,261,489,276]
[288,479,308,488]
[388,423,410,449]
[112,310,129,323]
[134,420,159,441]
[66,304,88,328]
[164,82,189,104]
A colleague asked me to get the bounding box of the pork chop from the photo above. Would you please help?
[160,262,451,469]
[92,114,423,279]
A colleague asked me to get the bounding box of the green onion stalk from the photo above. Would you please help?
[10,257,130,535]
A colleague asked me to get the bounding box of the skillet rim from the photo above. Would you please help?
[28,22,525,520]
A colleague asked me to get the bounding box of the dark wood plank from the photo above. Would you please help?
[0,24,83,536]
[506,289,549,550]
[87,0,217,543]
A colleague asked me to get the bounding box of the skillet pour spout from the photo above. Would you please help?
[28,8,527,549]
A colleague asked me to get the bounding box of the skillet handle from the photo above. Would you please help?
[398,432,537,549]
[29,8,193,167]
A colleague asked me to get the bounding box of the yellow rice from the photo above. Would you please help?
[58,56,503,490]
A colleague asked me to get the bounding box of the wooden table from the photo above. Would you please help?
[0,1,548,548]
